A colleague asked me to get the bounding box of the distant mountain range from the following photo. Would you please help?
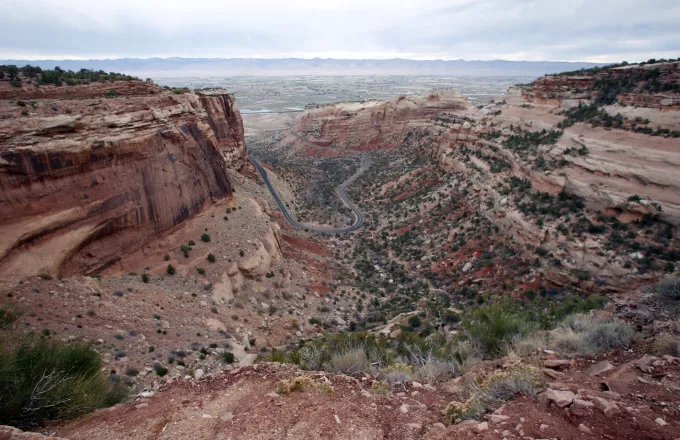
[0,57,606,77]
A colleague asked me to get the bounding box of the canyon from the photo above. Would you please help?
[0,60,679,439]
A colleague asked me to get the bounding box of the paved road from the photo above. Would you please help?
[249,146,369,234]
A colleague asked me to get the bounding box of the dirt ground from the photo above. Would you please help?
[47,348,680,440]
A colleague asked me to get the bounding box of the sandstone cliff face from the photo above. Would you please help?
[294,89,470,150]
[0,82,246,277]
[428,67,680,291]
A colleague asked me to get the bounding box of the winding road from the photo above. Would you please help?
[249,144,369,234]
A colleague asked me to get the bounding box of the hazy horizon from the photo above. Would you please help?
[1,0,678,63]
[0,57,609,78]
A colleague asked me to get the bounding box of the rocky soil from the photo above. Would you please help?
[4,345,679,440]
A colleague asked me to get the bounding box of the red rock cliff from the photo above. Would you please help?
[0,81,246,277]
[294,89,470,150]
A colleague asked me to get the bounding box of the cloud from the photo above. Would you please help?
[0,0,678,61]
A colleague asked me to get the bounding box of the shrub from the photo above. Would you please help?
[656,277,680,300]
[371,380,391,395]
[222,352,235,364]
[276,376,314,394]
[164,254,170,261]
[324,348,372,375]
[380,363,413,384]
[462,301,536,355]
[0,338,126,427]
[276,376,334,395]
[207,253,216,263]
[481,364,543,401]
[561,315,634,354]
[654,332,680,357]
[298,345,323,370]
[444,363,543,425]
[0,305,21,329]
[166,264,175,275]
[200,234,210,243]
[547,328,580,354]
[196,267,205,275]
[511,333,549,357]
[154,364,168,377]
[141,273,150,283]
[407,315,422,329]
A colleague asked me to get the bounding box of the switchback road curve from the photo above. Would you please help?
[249,151,369,234]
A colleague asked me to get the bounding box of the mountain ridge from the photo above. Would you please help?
[0,57,607,77]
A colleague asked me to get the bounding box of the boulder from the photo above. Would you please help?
[544,359,572,370]
[587,360,614,376]
[591,396,620,417]
[238,241,273,277]
[473,422,489,433]
[545,389,575,408]
[489,414,510,424]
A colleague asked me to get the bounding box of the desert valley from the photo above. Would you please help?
[0,57,679,440]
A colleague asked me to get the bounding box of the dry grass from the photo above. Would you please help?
[324,348,373,375]
[380,363,413,384]
[654,333,680,357]
[444,363,543,425]
[554,314,634,355]
[656,277,680,300]
[511,333,549,357]
[276,376,335,395]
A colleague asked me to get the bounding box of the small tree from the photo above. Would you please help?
[166,264,176,275]
[200,233,211,243]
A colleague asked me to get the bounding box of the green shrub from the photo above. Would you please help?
[200,234,211,243]
[207,253,216,263]
[222,352,235,364]
[196,267,205,275]
[0,338,126,427]
[154,364,168,377]
[407,315,422,329]
[166,264,175,275]
[141,273,150,283]
[462,300,536,355]
[656,277,680,300]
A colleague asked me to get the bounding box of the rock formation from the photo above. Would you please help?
[294,89,470,150]
[0,81,246,277]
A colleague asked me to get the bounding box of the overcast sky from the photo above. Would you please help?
[1,0,678,62]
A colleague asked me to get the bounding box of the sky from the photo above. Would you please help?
[1,0,678,62]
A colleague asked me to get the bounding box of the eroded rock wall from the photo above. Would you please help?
[0,83,246,277]
[294,89,470,150]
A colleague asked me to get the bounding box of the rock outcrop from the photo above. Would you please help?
[0,81,246,277]
[294,89,471,150]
